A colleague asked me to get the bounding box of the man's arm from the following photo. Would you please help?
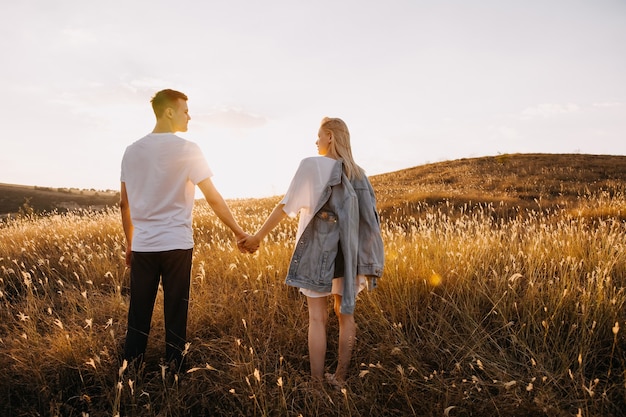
[119,182,133,267]
[197,177,247,242]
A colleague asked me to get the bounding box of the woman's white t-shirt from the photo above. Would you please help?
[281,156,336,241]
[120,133,213,252]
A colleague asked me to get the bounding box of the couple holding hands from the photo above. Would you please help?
[120,89,384,390]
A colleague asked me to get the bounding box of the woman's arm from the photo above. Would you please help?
[240,203,288,252]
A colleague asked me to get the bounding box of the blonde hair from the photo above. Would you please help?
[320,117,364,180]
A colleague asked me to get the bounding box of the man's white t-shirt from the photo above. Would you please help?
[281,156,336,242]
[120,133,213,252]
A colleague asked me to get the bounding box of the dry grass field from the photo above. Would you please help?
[1,153,625,416]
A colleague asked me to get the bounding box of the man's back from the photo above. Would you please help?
[121,132,212,251]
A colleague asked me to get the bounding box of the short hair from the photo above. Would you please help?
[150,89,188,117]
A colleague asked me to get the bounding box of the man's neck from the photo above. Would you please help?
[152,120,175,133]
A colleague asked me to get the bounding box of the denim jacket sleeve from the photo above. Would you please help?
[352,175,385,287]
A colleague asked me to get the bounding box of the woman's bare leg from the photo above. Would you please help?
[307,296,329,381]
[332,294,356,384]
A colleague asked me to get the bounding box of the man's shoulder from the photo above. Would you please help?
[126,133,197,149]
[125,133,153,148]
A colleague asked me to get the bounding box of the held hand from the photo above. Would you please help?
[235,232,251,253]
[238,234,261,254]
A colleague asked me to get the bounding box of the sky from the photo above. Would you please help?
[1,0,625,199]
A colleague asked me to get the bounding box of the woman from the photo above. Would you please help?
[240,117,384,388]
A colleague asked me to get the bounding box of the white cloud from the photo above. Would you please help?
[520,103,580,120]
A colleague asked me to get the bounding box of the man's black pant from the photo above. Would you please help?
[124,248,193,368]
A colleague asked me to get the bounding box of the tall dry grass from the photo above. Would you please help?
[1,193,625,416]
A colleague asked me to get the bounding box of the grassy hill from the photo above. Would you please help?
[369,153,626,221]
[3,153,625,219]
[0,183,119,217]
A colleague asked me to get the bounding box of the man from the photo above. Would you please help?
[120,89,247,370]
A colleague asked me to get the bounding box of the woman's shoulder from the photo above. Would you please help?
[299,156,338,168]
[300,155,332,163]
[296,157,337,178]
